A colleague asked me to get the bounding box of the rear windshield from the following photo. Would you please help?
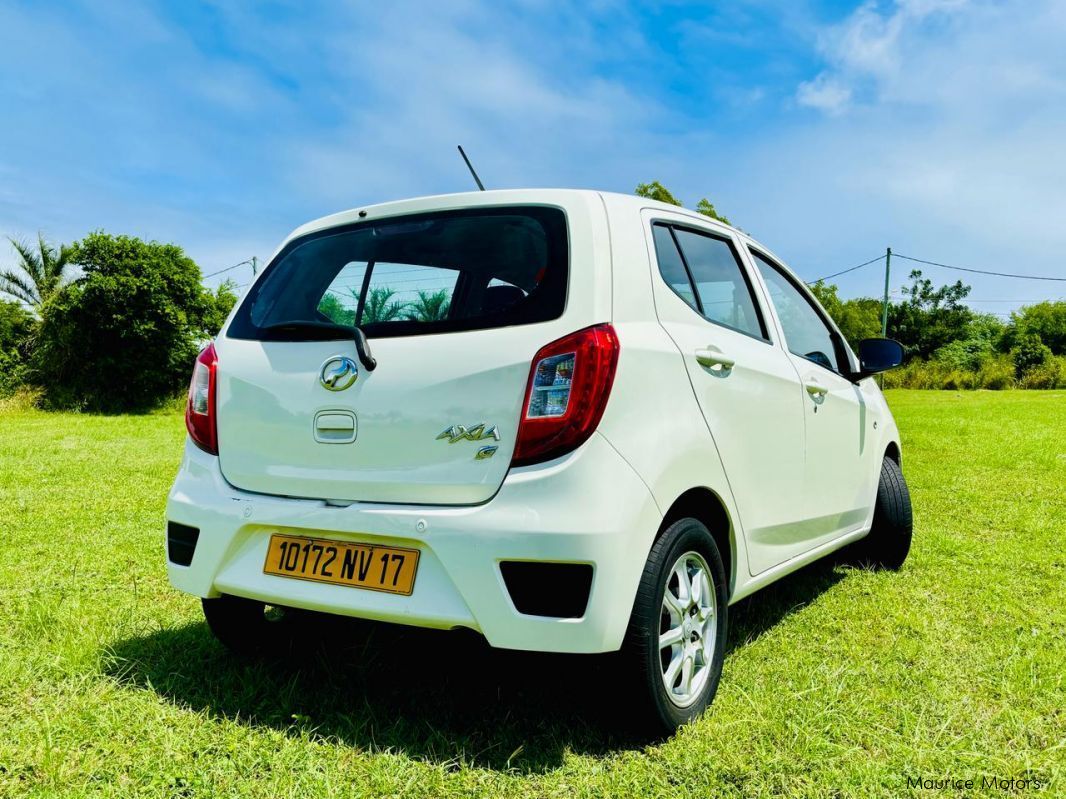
[228,206,568,341]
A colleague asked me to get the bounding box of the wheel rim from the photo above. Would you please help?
[658,550,717,708]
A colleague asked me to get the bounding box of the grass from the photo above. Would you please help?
[0,390,1063,797]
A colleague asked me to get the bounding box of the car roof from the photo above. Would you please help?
[278,188,781,271]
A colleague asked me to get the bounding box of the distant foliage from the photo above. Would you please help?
[30,232,217,411]
[0,300,33,395]
[361,287,407,323]
[203,279,239,335]
[0,234,73,309]
[635,181,731,225]
[1004,301,1066,355]
[1011,333,1052,379]
[808,282,882,348]
[404,289,450,322]
[887,270,974,359]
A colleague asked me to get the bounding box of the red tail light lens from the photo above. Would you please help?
[512,324,620,467]
[185,342,218,455]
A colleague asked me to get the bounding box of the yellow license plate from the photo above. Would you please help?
[263,534,419,596]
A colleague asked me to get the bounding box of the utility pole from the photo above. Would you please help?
[880,246,892,337]
[251,256,258,276]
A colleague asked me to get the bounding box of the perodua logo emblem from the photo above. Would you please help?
[319,356,359,391]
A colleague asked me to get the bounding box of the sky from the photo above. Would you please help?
[1,0,1064,316]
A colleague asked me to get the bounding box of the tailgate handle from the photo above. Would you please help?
[314,411,357,444]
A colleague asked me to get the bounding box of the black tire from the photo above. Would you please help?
[201,595,305,657]
[855,457,913,570]
[621,517,729,735]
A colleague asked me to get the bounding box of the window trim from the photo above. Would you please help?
[650,220,772,344]
[747,246,855,377]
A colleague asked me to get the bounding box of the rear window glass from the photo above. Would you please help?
[228,206,568,340]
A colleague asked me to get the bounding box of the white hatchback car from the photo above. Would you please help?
[166,189,912,732]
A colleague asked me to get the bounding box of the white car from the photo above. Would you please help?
[166,189,911,732]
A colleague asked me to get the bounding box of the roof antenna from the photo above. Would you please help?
[457,145,486,191]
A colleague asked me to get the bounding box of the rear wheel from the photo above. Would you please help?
[855,456,913,570]
[622,518,728,734]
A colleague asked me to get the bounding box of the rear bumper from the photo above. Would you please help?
[165,432,662,653]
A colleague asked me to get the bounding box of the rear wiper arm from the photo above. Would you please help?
[261,320,377,372]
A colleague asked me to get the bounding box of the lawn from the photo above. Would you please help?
[0,391,1063,798]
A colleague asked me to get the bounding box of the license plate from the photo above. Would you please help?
[263,534,419,596]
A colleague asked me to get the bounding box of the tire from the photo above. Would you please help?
[201,594,305,657]
[621,517,729,735]
[855,456,913,570]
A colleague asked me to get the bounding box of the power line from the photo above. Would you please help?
[894,253,1066,282]
[809,254,885,284]
[203,259,253,279]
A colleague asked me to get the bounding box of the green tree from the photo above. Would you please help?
[202,279,240,335]
[1004,301,1066,355]
[1011,333,1052,378]
[887,270,973,358]
[359,286,408,324]
[0,234,73,309]
[31,232,212,411]
[0,299,32,352]
[635,182,731,225]
[317,292,355,325]
[404,289,450,322]
[809,282,882,348]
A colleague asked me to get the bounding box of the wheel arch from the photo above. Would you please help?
[658,487,736,597]
[884,440,901,466]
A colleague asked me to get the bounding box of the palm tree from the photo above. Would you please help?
[0,234,73,309]
[356,286,408,324]
[405,289,450,322]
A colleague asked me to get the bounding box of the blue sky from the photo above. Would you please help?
[1,0,1064,314]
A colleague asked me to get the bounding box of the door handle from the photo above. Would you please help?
[695,347,736,370]
[805,379,829,397]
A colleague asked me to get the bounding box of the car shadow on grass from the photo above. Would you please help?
[104,558,849,772]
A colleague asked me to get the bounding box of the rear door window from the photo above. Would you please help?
[229,206,568,340]
[651,223,768,340]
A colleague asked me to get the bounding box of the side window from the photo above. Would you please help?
[663,226,767,340]
[652,224,698,311]
[751,251,845,373]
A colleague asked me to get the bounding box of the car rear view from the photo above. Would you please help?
[166,190,661,664]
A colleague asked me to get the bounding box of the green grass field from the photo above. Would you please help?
[1,391,1063,798]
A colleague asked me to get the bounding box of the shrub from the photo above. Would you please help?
[30,233,212,411]
[1011,334,1052,379]
[934,337,994,372]
[1017,355,1066,389]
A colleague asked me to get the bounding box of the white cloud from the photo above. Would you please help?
[796,75,852,114]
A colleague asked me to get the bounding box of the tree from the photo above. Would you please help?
[809,282,882,348]
[1012,333,1052,378]
[635,181,682,207]
[359,286,407,324]
[317,292,355,325]
[404,289,450,322]
[635,182,732,225]
[1004,301,1066,355]
[31,232,212,411]
[202,279,240,335]
[0,234,73,309]
[0,299,32,353]
[887,270,973,358]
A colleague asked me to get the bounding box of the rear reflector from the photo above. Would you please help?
[512,324,619,466]
[499,561,593,618]
[167,521,200,566]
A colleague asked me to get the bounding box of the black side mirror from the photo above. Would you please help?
[855,338,904,378]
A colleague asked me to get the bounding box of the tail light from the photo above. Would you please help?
[512,324,619,467]
[185,342,218,455]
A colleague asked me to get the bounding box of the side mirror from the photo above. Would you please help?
[855,338,904,378]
